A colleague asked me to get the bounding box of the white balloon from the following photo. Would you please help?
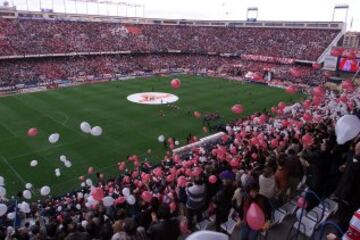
[80,122,92,134]
[7,212,15,220]
[30,160,38,167]
[126,195,136,205]
[0,204,7,216]
[102,196,115,207]
[80,182,86,188]
[0,186,6,198]
[85,179,93,186]
[48,133,60,144]
[59,155,67,162]
[90,126,103,136]
[335,115,360,145]
[23,190,32,199]
[0,176,4,186]
[175,140,179,146]
[77,192,84,199]
[158,135,165,143]
[64,161,72,168]
[57,206,62,212]
[55,171,61,177]
[87,196,98,206]
[186,230,228,240]
[25,183,32,189]
[85,202,91,208]
[122,188,130,197]
[19,201,30,213]
[76,204,81,210]
[40,186,51,196]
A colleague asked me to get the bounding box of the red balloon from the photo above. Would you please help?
[88,167,95,175]
[312,63,321,70]
[208,175,217,184]
[277,102,286,110]
[141,191,153,203]
[342,80,354,93]
[115,196,126,205]
[259,114,267,124]
[91,187,104,201]
[142,173,151,183]
[246,203,266,231]
[231,104,244,114]
[169,202,177,211]
[303,100,311,109]
[290,68,301,78]
[303,113,312,122]
[285,86,297,94]
[192,167,202,177]
[166,174,175,182]
[153,167,163,177]
[27,128,38,137]
[193,111,201,119]
[170,79,181,89]
[230,159,239,168]
[296,196,308,209]
[302,134,314,146]
[312,86,324,97]
[177,176,187,187]
[271,139,278,148]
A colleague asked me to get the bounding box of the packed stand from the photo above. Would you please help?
[0,18,339,61]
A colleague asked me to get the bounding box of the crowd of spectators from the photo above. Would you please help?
[0,18,339,61]
[0,81,359,240]
[0,54,327,87]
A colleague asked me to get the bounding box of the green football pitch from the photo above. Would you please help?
[0,75,303,197]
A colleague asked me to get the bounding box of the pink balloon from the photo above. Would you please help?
[251,153,258,160]
[302,134,314,146]
[303,100,311,109]
[271,139,278,148]
[153,167,163,177]
[166,174,175,182]
[339,95,347,103]
[169,202,177,212]
[208,175,217,184]
[141,173,151,183]
[290,68,301,78]
[246,203,266,231]
[286,86,297,94]
[27,128,38,137]
[193,111,201,119]
[303,113,312,122]
[170,79,181,89]
[92,187,104,201]
[141,191,153,203]
[177,176,187,187]
[312,63,321,70]
[115,196,126,205]
[312,86,324,97]
[277,101,286,110]
[271,107,277,113]
[296,197,308,209]
[230,159,239,168]
[231,104,244,114]
[259,114,267,124]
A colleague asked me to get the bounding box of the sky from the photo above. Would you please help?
[6,0,360,31]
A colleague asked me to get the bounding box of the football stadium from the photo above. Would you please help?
[0,0,359,239]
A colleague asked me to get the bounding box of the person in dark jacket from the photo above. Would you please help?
[236,182,272,240]
[212,170,236,231]
[147,204,180,240]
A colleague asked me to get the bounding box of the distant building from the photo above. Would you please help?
[343,32,360,49]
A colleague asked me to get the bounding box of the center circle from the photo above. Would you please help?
[127,92,179,105]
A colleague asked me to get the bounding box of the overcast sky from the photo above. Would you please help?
[8,0,360,31]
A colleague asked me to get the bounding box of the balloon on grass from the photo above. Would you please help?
[90,126,103,136]
[27,128,38,137]
[80,122,91,134]
[193,111,202,119]
[30,160,38,167]
[158,135,165,143]
[170,79,181,89]
[48,133,60,144]
[0,176,4,186]
[285,86,297,94]
[64,161,72,168]
[231,104,244,114]
[59,155,66,162]
[23,190,32,199]
[25,183,32,189]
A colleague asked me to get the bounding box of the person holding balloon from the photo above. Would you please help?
[235,182,272,240]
